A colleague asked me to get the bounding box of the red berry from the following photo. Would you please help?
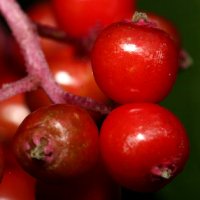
[91,21,179,104]
[13,104,99,182]
[147,12,181,48]
[100,103,190,192]
[52,0,136,38]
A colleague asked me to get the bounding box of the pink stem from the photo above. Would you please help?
[0,0,65,104]
[35,23,78,45]
[0,75,39,101]
[35,22,97,54]
[0,0,111,114]
[64,93,112,114]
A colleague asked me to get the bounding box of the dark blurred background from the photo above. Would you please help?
[136,0,199,200]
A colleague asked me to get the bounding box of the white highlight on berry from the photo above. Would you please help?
[120,43,142,53]
[55,71,77,85]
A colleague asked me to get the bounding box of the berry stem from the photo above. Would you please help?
[30,138,48,161]
[151,166,172,179]
[35,22,97,55]
[0,0,111,114]
[64,93,113,114]
[30,137,53,162]
[151,162,176,179]
[132,11,157,28]
[0,75,39,101]
[179,49,193,69]
[0,0,65,103]
[35,23,77,44]
[132,11,148,23]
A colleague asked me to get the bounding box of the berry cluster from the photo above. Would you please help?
[0,0,190,199]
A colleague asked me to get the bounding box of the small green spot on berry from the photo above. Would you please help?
[160,168,172,179]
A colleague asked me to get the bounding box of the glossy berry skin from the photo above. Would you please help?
[147,12,181,48]
[100,103,190,192]
[13,104,99,182]
[91,21,179,104]
[52,0,135,38]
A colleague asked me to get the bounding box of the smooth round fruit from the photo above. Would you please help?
[13,104,99,182]
[91,21,179,104]
[100,103,190,192]
[147,12,181,48]
[52,0,135,38]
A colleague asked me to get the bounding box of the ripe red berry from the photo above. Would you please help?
[52,0,136,38]
[147,12,181,48]
[91,21,179,104]
[100,103,190,192]
[13,104,99,182]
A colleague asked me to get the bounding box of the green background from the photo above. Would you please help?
[125,0,200,199]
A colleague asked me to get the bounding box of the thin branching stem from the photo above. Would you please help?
[0,0,111,114]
